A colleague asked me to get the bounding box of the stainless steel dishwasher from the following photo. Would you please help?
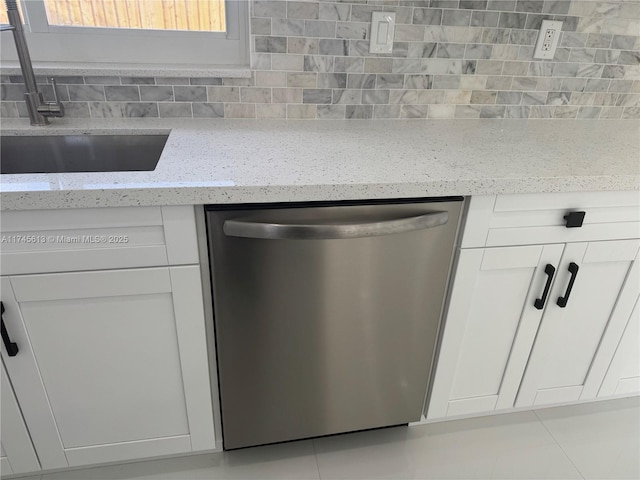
[206,198,463,449]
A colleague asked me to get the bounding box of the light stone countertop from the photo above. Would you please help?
[1,118,639,211]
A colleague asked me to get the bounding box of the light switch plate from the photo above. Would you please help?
[369,12,396,54]
[533,19,563,60]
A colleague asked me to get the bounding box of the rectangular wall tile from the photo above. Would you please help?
[68,85,105,101]
[104,85,140,102]
[401,104,429,118]
[273,87,303,103]
[159,102,192,117]
[374,104,402,119]
[346,104,373,119]
[240,87,272,103]
[287,104,317,118]
[288,72,317,87]
[208,86,240,102]
[174,86,207,102]
[257,103,287,118]
[317,104,346,119]
[303,88,332,103]
[225,103,256,118]
[139,86,173,102]
[333,89,362,104]
[305,20,336,37]
[317,73,347,88]
[4,0,638,122]
[288,2,318,20]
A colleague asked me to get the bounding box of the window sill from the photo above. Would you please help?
[0,61,252,79]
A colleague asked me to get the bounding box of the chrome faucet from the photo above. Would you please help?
[1,0,64,125]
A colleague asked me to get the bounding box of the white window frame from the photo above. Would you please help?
[1,0,249,68]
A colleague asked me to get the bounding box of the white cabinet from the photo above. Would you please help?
[1,361,40,476]
[0,206,217,473]
[1,266,215,468]
[516,240,640,407]
[427,244,563,418]
[427,191,640,420]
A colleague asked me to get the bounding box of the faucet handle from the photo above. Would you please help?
[36,77,65,117]
[50,77,62,104]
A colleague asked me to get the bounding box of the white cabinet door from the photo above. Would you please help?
[516,239,640,407]
[1,360,41,476]
[0,266,215,469]
[427,244,564,419]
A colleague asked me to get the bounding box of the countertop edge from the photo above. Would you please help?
[2,176,639,211]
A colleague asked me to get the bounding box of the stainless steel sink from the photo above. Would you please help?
[0,134,169,174]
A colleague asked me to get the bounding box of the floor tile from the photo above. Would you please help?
[314,427,417,479]
[33,399,640,480]
[41,440,320,480]
[313,411,583,479]
[535,396,640,480]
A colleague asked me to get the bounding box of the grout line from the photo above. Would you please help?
[310,439,322,480]
[532,409,587,480]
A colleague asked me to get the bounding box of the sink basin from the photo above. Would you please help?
[0,134,169,174]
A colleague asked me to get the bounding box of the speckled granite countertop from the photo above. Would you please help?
[1,118,638,210]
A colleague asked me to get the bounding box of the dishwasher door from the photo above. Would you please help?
[206,199,462,450]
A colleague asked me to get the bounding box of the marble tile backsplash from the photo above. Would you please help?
[1,0,639,120]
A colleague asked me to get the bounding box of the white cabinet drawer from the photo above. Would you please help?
[0,206,198,274]
[462,191,640,248]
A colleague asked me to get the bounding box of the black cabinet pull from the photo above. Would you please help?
[534,264,556,310]
[0,302,19,357]
[557,262,579,308]
[564,211,585,228]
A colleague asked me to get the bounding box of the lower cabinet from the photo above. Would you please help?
[1,361,40,476]
[427,244,564,419]
[515,239,640,407]
[0,266,215,470]
[428,239,640,419]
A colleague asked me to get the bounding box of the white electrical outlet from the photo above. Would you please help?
[533,20,563,60]
[369,12,395,54]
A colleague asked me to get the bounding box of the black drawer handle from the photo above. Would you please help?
[534,264,556,310]
[557,262,579,308]
[1,302,19,357]
[564,211,585,228]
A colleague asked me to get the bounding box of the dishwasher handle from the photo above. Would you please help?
[223,211,448,240]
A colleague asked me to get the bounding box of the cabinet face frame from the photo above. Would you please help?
[1,359,41,475]
[0,276,68,470]
[587,247,640,399]
[0,265,215,469]
[597,299,640,397]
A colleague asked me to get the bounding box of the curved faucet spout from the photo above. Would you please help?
[2,0,65,125]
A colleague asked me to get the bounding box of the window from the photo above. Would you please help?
[0,0,248,68]
[41,0,226,32]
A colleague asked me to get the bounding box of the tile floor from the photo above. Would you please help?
[21,396,640,480]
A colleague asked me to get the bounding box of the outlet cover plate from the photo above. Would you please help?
[369,12,396,54]
[533,19,563,60]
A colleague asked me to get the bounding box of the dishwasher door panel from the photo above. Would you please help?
[207,201,462,449]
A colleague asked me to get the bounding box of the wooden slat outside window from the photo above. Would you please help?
[0,0,23,24]
[0,0,226,32]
